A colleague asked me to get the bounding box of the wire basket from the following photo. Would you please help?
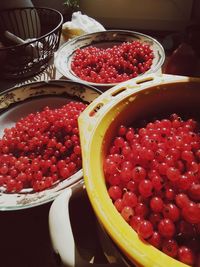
[0,7,63,79]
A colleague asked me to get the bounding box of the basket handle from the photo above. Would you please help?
[49,180,123,267]
[4,30,40,58]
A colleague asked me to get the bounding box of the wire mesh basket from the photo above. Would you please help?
[0,7,63,79]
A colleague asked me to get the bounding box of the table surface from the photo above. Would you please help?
[0,190,110,267]
[0,203,58,267]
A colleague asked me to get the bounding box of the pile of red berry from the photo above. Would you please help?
[71,41,154,84]
[104,114,200,266]
[0,101,87,193]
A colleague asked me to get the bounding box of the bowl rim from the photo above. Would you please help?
[54,29,165,88]
[0,79,102,97]
[78,74,199,267]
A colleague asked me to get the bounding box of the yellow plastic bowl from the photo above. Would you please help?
[78,73,200,267]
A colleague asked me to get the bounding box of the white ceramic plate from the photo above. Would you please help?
[54,30,165,89]
[0,80,101,210]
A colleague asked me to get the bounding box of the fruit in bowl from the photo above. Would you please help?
[78,74,200,267]
[71,40,154,84]
[0,80,101,210]
[0,101,86,193]
[54,30,165,90]
[104,113,200,266]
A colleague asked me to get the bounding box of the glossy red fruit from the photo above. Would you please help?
[135,202,149,218]
[122,191,138,207]
[178,246,194,265]
[71,41,154,84]
[108,186,122,201]
[163,203,180,222]
[148,231,162,249]
[114,198,124,212]
[137,220,153,239]
[150,197,163,213]
[182,201,200,224]
[175,193,190,208]
[188,183,200,201]
[130,216,143,231]
[121,206,134,222]
[132,166,146,182]
[166,167,180,182]
[162,239,178,258]
[158,219,175,238]
[0,101,87,192]
[138,180,153,198]
[104,115,200,264]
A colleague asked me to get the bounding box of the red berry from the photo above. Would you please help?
[60,167,70,179]
[182,201,200,224]
[104,159,118,174]
[158,219,175,238]
[166,167,180,182]
[108,186,122,201]
[0,101,87,192]
[114,198,124,212]
[162,203,180,222]
[175,193,190,208]
[188,183,200,201]
[162,239,178,258]
[120,167,132,183]
[138,180,153,198]
[177,174,192,191]
[150,197,163,213]
[135,202,149,218]
[132,166,146,182]
[0,165,8,175]
[181,150,194,162]
[122,191,138,208]
[165,188,175,201]
[104,115,200,264]
[137,220,153,239]
[121,206,134,222]
[130,215,143,231]
[71,41,154,84]
[118,125,127,136]
[149,213,163,227]
[178,246,194,265]
[148,231,162,249]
